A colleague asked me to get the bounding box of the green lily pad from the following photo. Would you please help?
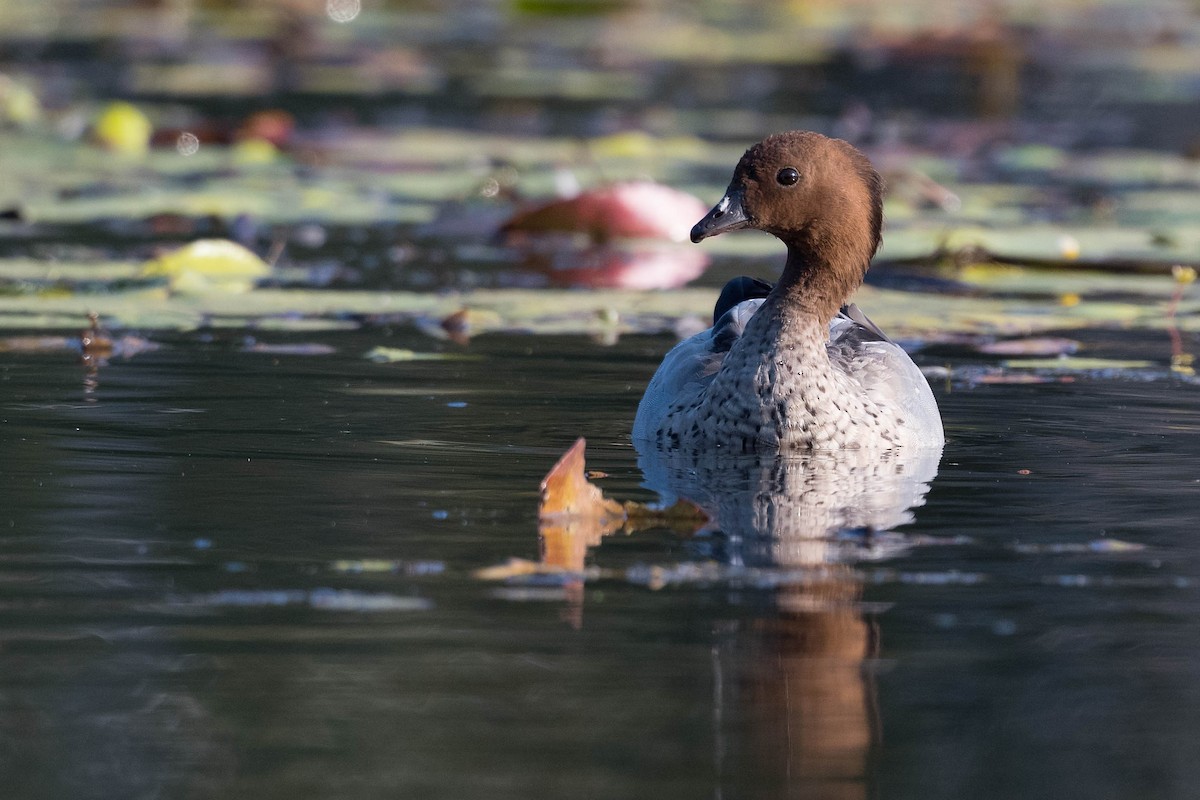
[1002,357,1157,371]
[363,346,477,363]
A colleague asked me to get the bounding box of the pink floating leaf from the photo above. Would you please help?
[499,181,708,243]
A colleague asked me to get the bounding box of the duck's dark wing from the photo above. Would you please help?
[710,276,773,354]
[711,276,892,347]
[713,276,774,324]
[634,277,771,442]
[837,302,893,344]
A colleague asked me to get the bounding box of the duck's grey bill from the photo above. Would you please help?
[690,188,751,243]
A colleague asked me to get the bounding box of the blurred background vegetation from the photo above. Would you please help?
[4,0,1200,147]
[2,0,1200,335]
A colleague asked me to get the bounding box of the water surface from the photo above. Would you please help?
[3,320,1199,798]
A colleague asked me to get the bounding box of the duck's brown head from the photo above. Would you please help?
[691,131,883,281]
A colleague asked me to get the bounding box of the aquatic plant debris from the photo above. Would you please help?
[182,588,433,611]
[1,278,1198,342]
[1,111,1200,340]
[538,438,625,526]
[363,346,476,363]
[532,437,626,576]
[475,438,707,581]
[482,560,993,593]
[1001,357,1156,371]
[242,341,338,356]
[977,337,1080,356]
[473,437,1176,592]
[1011,539,1146,555]
[331,559,446,575]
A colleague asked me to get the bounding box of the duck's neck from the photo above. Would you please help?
[770,241,865,327]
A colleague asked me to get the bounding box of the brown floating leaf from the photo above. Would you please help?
[538,437,624,522]
[538,438,626,573]
[476,440,713,588]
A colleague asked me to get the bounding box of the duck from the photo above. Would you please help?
[632,130,943,451]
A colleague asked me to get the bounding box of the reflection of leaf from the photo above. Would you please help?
[518,243,710,289]
[0,76,40,127]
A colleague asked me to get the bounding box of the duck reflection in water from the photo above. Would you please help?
[643,443,940,800]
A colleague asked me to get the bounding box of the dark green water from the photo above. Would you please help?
[2,319,1199,799]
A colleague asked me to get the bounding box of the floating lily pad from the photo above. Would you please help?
[977,337,1081,356]
[363,346,474,363]
[1002,356,1157,371]
[134,238,271,295]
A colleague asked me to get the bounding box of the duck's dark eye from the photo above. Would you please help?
[776,167,800,186]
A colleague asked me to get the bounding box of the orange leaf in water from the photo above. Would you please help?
[539,438,623,520]
[538,438,625,573]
